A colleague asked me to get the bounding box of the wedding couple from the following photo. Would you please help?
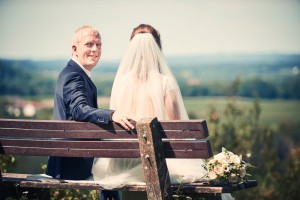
[46,24,233,200]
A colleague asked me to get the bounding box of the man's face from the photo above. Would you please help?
[73,30,102,71]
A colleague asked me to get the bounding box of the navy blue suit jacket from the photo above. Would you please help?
[46,59,113,180]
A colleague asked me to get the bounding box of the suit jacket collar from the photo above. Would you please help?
[71,58,91,78]
[67,59,97,92]
[68,59,89,78]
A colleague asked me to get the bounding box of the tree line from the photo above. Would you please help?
[179,75,300,99]
[1,58,299,99]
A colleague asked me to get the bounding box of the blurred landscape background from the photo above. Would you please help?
[1,53,300,199]
[1,0,300,199]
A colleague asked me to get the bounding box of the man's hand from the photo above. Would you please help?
[111,110,134,130]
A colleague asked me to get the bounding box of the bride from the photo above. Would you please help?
[92,24,233,200]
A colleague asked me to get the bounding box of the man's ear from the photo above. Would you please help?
[72,45,77,55]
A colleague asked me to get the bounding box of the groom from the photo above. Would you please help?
[46,25,134,200]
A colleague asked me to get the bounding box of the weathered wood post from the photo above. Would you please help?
[136,117,173,200]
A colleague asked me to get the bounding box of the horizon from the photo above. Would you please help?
[1,52,300,63]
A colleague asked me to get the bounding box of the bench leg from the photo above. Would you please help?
[137,118,173,200]
[0,182,50,200]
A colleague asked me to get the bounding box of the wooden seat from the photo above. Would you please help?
[0,118,257,200]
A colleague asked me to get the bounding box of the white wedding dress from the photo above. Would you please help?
[92,33,233,200]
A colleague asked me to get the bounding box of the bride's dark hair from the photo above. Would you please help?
[130,24,162,49]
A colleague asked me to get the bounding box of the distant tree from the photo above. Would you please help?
[278,76,300,99]
[0,60,55,96]
[239,78,278,99]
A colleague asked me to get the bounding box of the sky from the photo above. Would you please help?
[0,0,300,61]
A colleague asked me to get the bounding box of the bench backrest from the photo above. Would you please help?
[0,118,212,159]
[0,118,258,200]
[0,117,213,200]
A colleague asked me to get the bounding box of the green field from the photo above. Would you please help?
[96,96,300,128]
[183,97,300,127]
[2,96,299,128]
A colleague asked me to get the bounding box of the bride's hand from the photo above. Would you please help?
[111,110,135,130]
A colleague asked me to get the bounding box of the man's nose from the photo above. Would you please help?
[91,44,98,51]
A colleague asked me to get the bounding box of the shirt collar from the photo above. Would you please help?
[71,58,91,78]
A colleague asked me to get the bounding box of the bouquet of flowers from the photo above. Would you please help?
[205,147,252,185]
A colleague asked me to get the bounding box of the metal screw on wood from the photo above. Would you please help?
[145,154,150,159]
[142,133,147,139]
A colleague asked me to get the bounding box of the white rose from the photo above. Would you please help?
[214,152,225,161]
[208,171,217,179]
[229,154,241,164]
[214,166,224,176]
[208,159,216,165]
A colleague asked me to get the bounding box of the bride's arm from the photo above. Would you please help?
[165,90,181,120]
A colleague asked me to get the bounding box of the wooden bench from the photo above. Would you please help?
[0,118,257,200]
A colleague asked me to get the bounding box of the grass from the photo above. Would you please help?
[2,95,299,128]
[182,96,300,127]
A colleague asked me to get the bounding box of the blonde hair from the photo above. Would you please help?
[72,25,101,45]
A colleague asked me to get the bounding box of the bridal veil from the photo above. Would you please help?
[92,33,206,187]
[92,33,233,199]
[109,33,188,121]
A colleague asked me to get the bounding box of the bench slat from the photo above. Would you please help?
[0,147,211,158]
[0,138,209,150]
[0,119,208,138]
[0,129,205,139]
[0,119,206,131]
[0,139,212,158]
[2,173,257,193]
[0,147,141,158]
